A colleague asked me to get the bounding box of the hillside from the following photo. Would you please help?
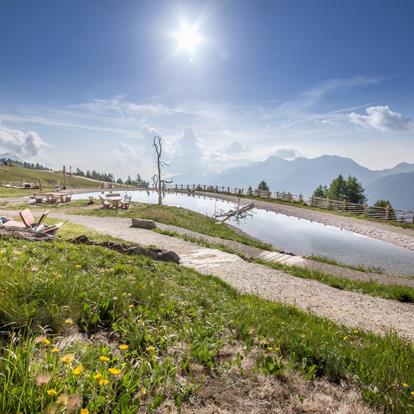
[0,165,105,189]
[366,171,414,210]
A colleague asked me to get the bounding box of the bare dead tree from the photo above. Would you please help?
[152,136,172,205]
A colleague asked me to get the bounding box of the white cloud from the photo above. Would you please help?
[349,106,414,132]
[273,147,299,159]
[0,125,47,157]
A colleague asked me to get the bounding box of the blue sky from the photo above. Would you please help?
[1,0,414,179]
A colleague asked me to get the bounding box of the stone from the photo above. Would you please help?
[131,218,156,229]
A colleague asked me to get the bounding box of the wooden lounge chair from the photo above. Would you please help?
[19,208,62,234]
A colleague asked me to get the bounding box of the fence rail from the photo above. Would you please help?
[168,183,414,224]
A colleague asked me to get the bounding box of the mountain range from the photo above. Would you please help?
[196,155,414,210]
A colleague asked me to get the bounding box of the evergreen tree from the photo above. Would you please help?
[257,180,269,192]
[312,185,327,198]
[345,176,366,204]
[326,174,348,200]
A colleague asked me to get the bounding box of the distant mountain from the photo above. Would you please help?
[366,171,414,210]
[0,152,23,162]
[200,154,414,209]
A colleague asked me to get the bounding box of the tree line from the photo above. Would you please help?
[0,158,51,171]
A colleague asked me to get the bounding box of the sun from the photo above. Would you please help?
[173,22,204,56]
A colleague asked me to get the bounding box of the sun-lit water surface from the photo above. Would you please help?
[74,190,414,275]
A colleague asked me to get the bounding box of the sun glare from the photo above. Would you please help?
[174,22,204,57]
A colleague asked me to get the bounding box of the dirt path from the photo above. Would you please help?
[191,192,414,252]
[27,211,414,342]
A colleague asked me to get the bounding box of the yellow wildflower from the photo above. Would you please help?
[51,347,60,353]
[64,318,74,325]
[41,337,51,346]
[75,264,82,269]
[99,355,110,362]
[61,353,75,364]
[343,336,349,341]
[128,304,134,309]
[139,387,146,397]
[72,365,83,375]
[47,389,58,396]
[99,378,109,386]
[119,344,129,351]
[403,383,409,388]
[146,346,155,353]
[80,409,89,414]
[411,390,414,397]
[108,367,121,376]
[93,372,102,381]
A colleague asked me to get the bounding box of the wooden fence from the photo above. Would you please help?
[168,184,414,224]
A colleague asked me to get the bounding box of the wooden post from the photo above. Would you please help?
[62,165,67,190]
[364,204,368,215]
[342,198,347,212]
[385,205,390,220]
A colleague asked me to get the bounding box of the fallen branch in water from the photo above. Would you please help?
[213,202,255,223]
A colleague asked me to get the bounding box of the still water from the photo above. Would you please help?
[74,190,414,275]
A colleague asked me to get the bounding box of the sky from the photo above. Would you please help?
[1,0,414,180]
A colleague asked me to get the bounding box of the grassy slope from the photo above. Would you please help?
[66,203,274,251]
[0,165,106,196]
[1,238,414,412]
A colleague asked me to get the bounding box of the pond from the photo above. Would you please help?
[74,190,414,275]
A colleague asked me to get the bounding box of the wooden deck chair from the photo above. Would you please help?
[19,209,35,228]
[19,209,50,230]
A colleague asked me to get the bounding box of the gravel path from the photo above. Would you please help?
[31,212,414,342]
[193,192,414,252]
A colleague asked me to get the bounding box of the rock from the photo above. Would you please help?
[131,218,156,229]
[156,250,180,263]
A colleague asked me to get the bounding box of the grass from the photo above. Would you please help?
[0,238,414,412]
[307,255,385,274]
[65,202,274,251]
[0,164,119,200]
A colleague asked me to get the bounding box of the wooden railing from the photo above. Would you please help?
[168,184,414,224]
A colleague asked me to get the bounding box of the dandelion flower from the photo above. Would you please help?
[41,337,51,346]
[47,389,58,396]
[343,336,349,341]
[108,367,121,376]
[99,355,110,362]
[64,318,74,325]
[146,346,155,353]
[51,347,60,353]
[80,409,89,414]
[119,344,128,351]
[403,383,409,388]
[75,264,82,269]
[93,372,102,381]
[61,353,75,364]
[99,378,109,386]
[128,304,134,309]
[72,365,83,375]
